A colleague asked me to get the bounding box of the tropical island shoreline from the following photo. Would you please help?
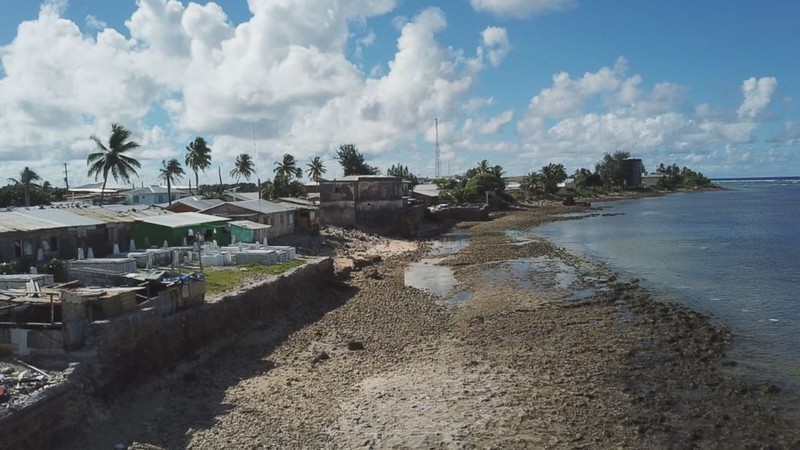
[57,197,800,449]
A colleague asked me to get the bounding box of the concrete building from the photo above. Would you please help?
[318,176,426,236]
[318,175,409,227]
[622,159,643,187]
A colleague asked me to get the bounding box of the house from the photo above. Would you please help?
[318,176,424,235]
[67,204,171,255]
[641,173,666,188]
[68,181,132,205]
[411,183,441,206]
[275,197,319,231]
[0,205,174,265]
[0,208,108,265]
[126,186,190,206]
[164,197,225,213]
[202,200,296,239]
[221,190,261,202]
[130,212,231,248]
[229,220,272,244]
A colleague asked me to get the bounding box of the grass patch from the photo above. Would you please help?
[203,259,307,296]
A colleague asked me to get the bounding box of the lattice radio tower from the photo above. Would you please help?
[434,118,441,178]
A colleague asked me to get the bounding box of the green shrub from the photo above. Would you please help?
[0,261,21,275]
[44,258,68,282]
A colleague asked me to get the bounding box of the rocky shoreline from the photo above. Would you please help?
[60,207,800,449]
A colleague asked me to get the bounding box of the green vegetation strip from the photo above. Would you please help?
[204,259,307,296]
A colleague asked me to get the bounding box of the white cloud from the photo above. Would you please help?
[479,26,510,67]
[85,15,106,30]
[516,61,780,172]
[0,2,791,184]
[470,0,577,18]
[480,110,513,134]
[737,76,777,120]
[463,96,495,112]
[0,1,498,184]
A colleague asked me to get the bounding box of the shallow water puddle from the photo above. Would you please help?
[403,231,472,303]
[429,230,470,255]
[482,256,609,301]
[404,258,471,303]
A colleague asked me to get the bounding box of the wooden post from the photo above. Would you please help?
[49,293,55,324]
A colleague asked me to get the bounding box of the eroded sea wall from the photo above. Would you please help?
[0,257,334,450]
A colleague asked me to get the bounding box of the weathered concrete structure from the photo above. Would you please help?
[0,258,333,450]
[319,176,407,227]
[318,176,425,235]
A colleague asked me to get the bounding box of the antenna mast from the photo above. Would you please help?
[62,162,70,190]
[434,118,441,179]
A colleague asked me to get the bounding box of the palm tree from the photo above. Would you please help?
[158,158,186,206]
[306,156,326,182]
[273,153,303,180]
[87,123,141,204]
[229,153,255,185]
[8,167,42,207]
[476,159,491,175]
[185,137,212,195]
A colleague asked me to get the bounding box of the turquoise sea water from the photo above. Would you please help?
[534,178,800,388]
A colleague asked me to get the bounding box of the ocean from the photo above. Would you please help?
[534,178,800,389]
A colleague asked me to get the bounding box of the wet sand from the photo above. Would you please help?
[60,207,800,449]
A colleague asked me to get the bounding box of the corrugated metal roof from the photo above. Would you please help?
[413,184,441,197]
[224,200,294,214]
[69,205,171,223]
[335,175,400,182]
[165,197,224,211]
[229,220,271,230]
[0,209,104,233]
[126,186,171,195]
[69,181,133,193]
[137,212,230,228]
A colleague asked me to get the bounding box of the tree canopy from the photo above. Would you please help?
[87,123,141,203]
[274,153,303,180]
[8,167,42,207]
[595,151,631,188]
[185,137,212,194]
[158,158,185,206]
[655,163,711,190]
[230,153,255,184]
[306,156,326,182]
[386,164,419,187]
[335,144,378,176]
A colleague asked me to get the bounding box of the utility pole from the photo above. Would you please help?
[434,118,441,179]
[63,163,70,190]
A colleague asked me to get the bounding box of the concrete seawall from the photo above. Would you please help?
[0,257,334,450]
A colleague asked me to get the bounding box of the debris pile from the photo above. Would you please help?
[0,359,69,414]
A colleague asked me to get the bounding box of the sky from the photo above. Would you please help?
[0,0,798,188]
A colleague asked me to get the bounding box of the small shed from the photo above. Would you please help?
[131,212,231,248]
[229,220,271,244]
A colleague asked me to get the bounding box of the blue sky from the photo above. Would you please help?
[0,0,798,188]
